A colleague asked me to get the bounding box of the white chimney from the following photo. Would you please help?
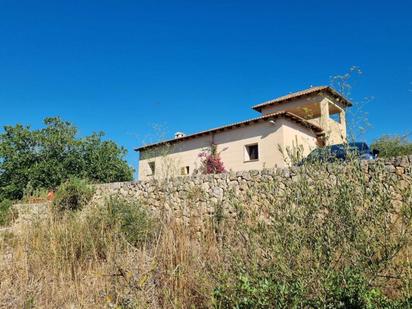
[174,132,186,139]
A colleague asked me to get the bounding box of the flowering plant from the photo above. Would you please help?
[198,144,226,174]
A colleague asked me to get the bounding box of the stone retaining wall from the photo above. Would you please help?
[92,156,412,220]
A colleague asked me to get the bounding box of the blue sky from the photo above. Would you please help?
[1,0,411,177]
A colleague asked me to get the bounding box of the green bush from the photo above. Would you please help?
[371,135,412,158]
[96,197,155,246]
[0,199,15,226]
[88,197,155,246]
[53,178,94,211]
[213,160,412,308]
[214,272,305,308]
[317,269,406,309]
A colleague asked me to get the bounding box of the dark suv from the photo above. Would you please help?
[301,142,379,164]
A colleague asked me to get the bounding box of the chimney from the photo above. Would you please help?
[174,132,186,139]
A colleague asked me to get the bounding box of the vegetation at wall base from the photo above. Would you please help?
[0,158,411,308]
[198,144,226,174]
[95,197,155,246]
[0,199,16,226]
[53,177,95,211]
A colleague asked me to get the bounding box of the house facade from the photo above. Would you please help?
[135,86,351,180]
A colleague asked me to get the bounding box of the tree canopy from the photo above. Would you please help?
[0,117,133,200]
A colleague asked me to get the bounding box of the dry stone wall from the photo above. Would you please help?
[92,156,412,221]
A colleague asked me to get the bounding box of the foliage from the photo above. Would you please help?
[329,65,362,98]
[371,134,412,158]
[214,268,406,308]
[94,197,155,246]
[1,160,411,307]
[0,117,133,200]
[0,199,16,226]
[213,160,412,308]
[198,144,226,174]
[22,184,49,203]
[329,66,373,142]
[53,178,94,211]
[278,137,305,165]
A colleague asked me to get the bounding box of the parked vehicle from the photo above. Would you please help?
[300,142,379,165]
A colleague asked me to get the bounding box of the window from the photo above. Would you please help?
[329,112,341,123]
[245,143,259,161]
[180,166,190,175]
[148,161,155,175]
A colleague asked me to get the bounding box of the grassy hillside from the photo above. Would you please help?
[0,160,411,308]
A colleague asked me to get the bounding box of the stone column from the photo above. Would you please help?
[319,98,330,132]
[339,109,347,141]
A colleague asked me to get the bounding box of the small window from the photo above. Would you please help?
[245,144,259,161]
[148,161,155,175]
[180,166,190,175]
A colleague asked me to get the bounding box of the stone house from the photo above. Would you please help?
[135,86,351,180]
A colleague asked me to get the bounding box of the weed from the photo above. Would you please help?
[53,177,94,211]
[0,199,17,226]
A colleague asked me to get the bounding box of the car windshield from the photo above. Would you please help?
[306,145,343,161]
[347,142,370,154]
[305,143,371,162]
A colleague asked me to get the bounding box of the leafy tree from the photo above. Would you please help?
[0,117,133,200]
[371,134,412,158]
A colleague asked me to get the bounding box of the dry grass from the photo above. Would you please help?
[0,161,411,308]
[0,204,221,308]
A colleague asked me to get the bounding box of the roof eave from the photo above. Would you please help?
[251,86,352,112]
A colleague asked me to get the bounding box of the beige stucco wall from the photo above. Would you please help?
[138,118,318,180]
[279,119,319,162]
[138,135,212,180]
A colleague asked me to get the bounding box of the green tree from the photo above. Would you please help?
[0,117,133,200]
[371,134,412,158]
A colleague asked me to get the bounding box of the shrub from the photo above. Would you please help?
[371,135,412,158]
[53,178,94,211]
[0,199,16,226]
[95,197,155,246]
[317,269,404,308]
[213,160,412,308]
[213,272,306,308]
[22,183,49,203]
[198,144,226,174]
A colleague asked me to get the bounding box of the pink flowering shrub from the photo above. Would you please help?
[198,144,226,174]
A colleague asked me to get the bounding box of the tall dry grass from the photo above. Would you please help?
[0,199,221,308]
[0,159,411,308]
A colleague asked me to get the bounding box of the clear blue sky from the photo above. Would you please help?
[1,0,411,177]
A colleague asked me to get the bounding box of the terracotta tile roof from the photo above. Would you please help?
[135,111,324,152]
[252,86,352,112]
